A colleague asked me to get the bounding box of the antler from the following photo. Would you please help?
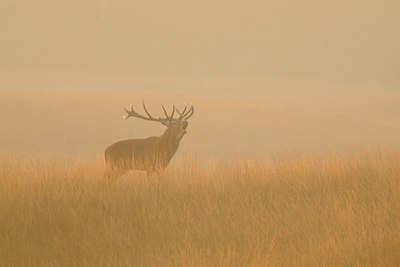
[123,101,194,123]
[123,101,169,125]
[175,103,194,120]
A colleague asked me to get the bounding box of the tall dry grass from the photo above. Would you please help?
[1,148,400,266]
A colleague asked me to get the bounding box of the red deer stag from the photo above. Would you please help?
[103,101,194,180]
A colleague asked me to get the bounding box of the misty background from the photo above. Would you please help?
[0,0,399,157]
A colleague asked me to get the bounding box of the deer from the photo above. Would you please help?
[103,100,194,181]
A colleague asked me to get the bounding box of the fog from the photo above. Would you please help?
[1,0,399,157]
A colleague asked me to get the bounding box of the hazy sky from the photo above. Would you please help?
[1,0,399,87]
[1,1,400,155]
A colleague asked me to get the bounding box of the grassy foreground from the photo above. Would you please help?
[1,148,400,266]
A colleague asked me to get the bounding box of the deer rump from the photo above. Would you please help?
[105,136,178,173]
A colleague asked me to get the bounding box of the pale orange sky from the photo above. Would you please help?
[1,0,399,86]
[1,1,399,156]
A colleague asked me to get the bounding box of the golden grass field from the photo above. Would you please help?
[1,148,399,266]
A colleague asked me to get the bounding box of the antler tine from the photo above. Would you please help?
[177,105,188,120]
[123,106,131,120]
[183,103,194,120]
[142,100,155,119]
[162,104,176,120]
[122,102,130,119]
[161,105,167,116]
[170,105,175,119]
[173,105,180,114]
[161,105,169,118]
[181,105,191,118]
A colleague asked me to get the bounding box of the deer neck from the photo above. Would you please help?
[157,128,180,160]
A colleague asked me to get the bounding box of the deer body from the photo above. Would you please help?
[103,101,193,180]
[105,131,180,174]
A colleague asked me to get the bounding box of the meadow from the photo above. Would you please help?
[1,148,399,266]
